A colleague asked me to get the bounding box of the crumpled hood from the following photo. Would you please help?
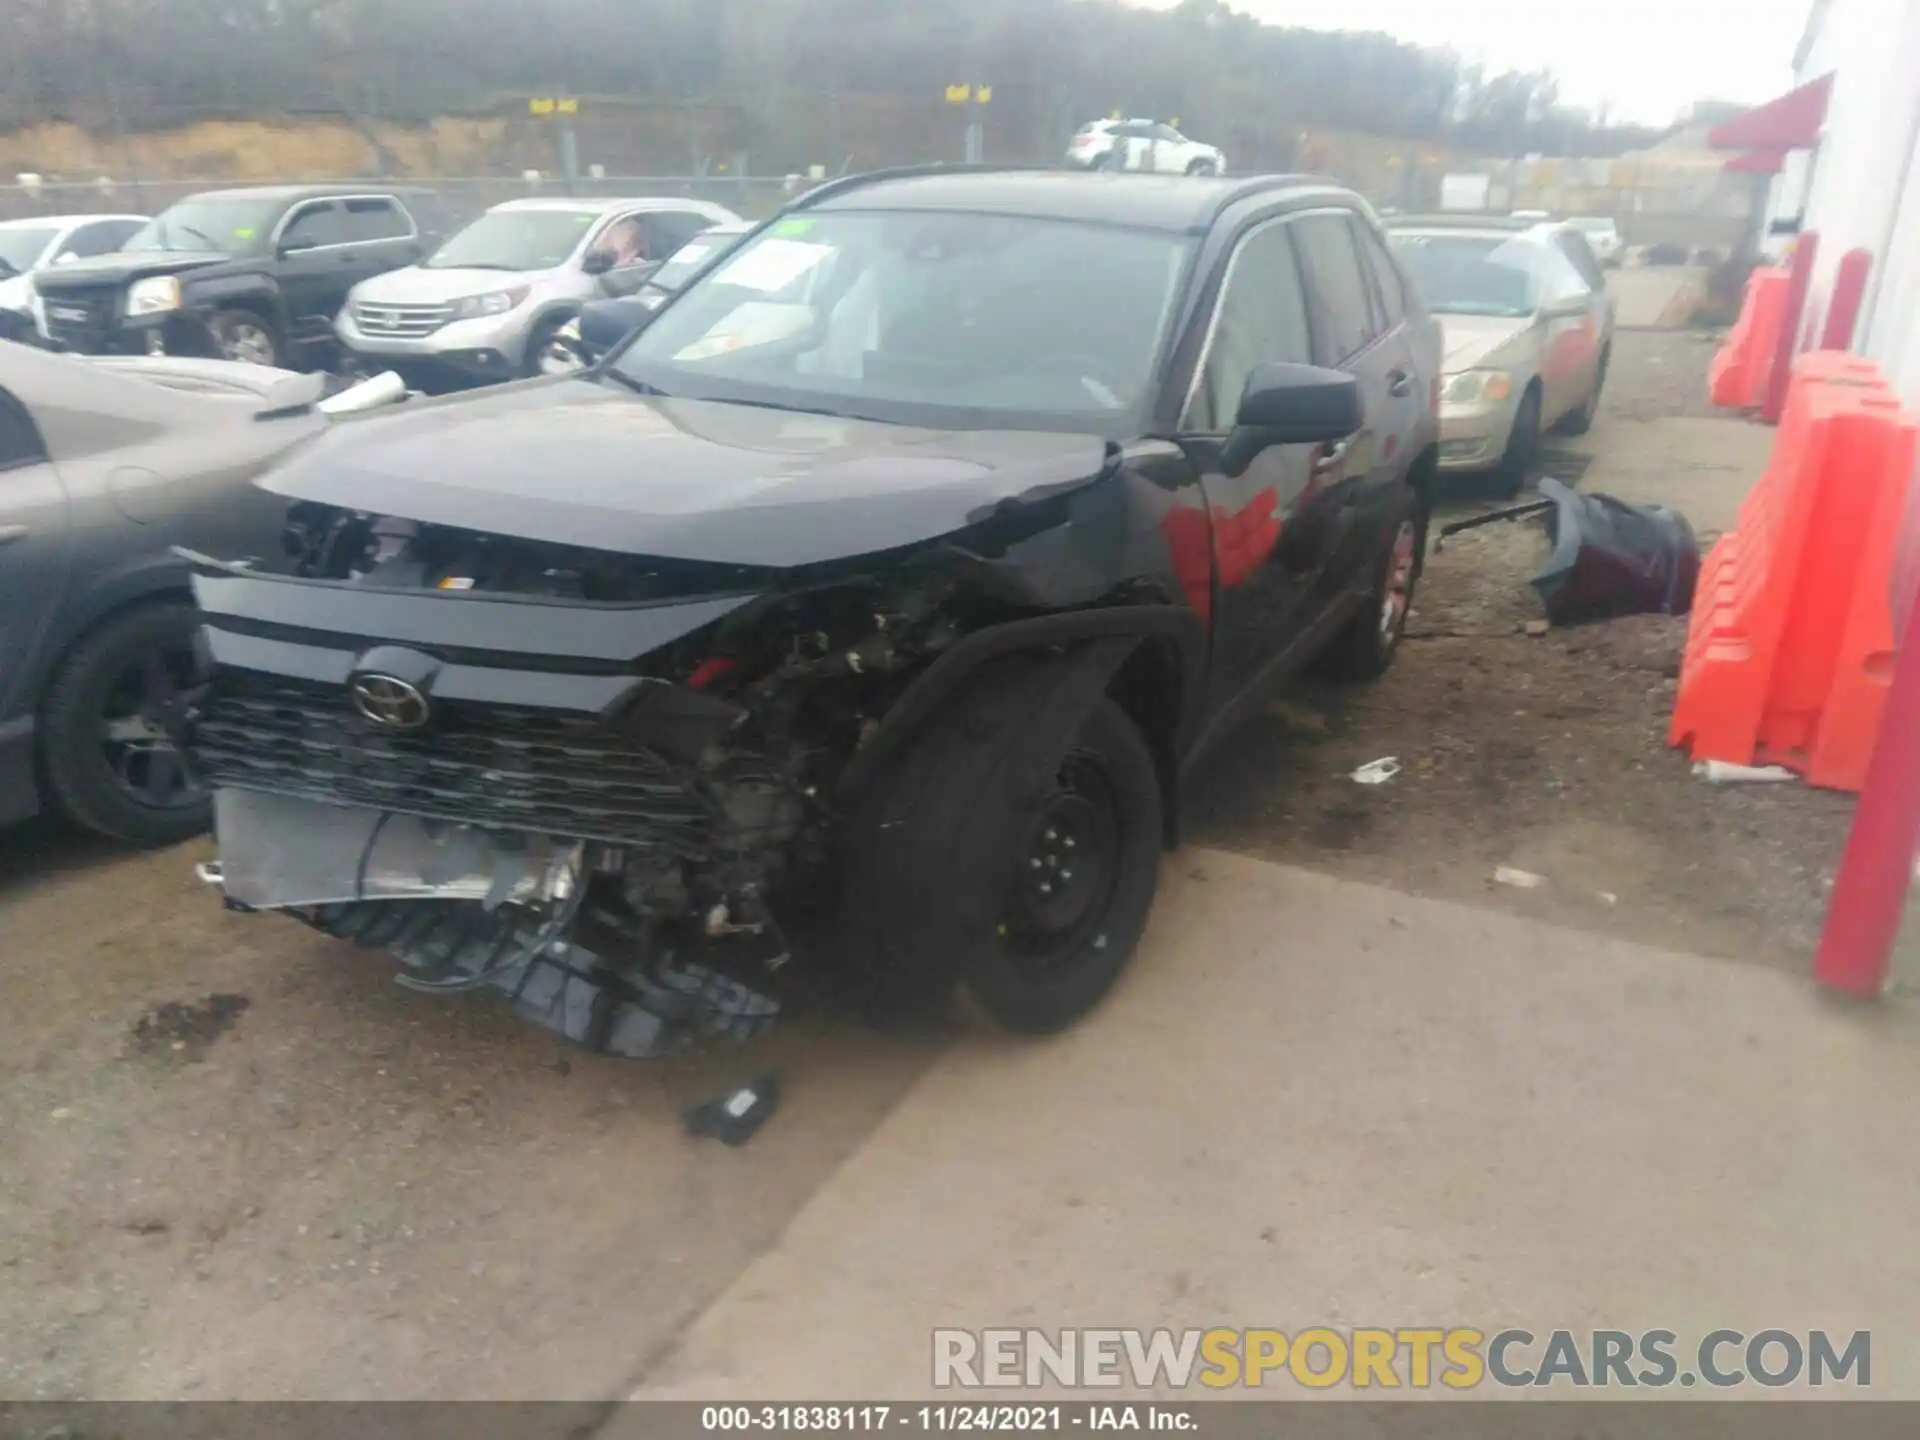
[352,265,556,305]
[1440,314,1536,374]
[35,249,234,291]
[256,379,1112,567]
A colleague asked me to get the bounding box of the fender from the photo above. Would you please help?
[36,551,194,692]
[182,270,286,335]
[836,605,1207,812]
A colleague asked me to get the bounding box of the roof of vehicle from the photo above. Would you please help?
[488,196,734,215]
[0,213,147,229]
[177,183,439,205]
[1385,213,1538,232]
[794,166,1350,233]
[1388,215,1585,245]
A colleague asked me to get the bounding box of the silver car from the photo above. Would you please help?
[1388,217,1615,495]
[336,196,742,388]
[0,344,404,844]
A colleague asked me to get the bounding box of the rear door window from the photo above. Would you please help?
[343,197,413,243]
[1291,212,1379,364]
[1353,220,1407,330]
[640,212,717,259]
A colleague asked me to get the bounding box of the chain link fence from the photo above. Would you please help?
[0,173,799,227]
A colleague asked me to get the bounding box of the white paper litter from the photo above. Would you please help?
[1351,757,1402,786]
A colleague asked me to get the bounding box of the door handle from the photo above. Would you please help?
[1312,437,1353,475]
[0,524,27,546]
[1387,369,1415,398]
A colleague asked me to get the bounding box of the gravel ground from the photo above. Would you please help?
[1187,328,1858,969]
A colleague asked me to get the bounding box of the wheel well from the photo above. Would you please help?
[40,589,193,709]
[1105,635,1183,850]
[32,587,193,774]
[207,297,284,342]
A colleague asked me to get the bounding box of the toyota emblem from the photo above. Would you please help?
[349,673,431,729]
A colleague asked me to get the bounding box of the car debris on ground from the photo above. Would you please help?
[1436,477,1701,627]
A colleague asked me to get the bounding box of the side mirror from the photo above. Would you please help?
[53,251,79,266]
[1221,363,1362,476]
[578,300,648,353]
[581,250,615,277]
[279,237,315,257]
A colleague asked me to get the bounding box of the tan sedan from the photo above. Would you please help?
[1388,218,1615,495]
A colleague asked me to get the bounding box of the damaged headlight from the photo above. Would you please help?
[1441,370,1515,405]
[451,287,530,321]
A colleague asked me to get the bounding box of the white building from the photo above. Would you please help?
[1742,0,1920,406]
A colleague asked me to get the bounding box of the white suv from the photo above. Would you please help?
[336,196,741,388]
[1066,119,1226,176]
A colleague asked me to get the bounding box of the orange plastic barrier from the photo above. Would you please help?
[1708,266,1790,409]
[1670,356,1919,791]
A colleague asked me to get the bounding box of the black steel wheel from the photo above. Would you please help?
[39,601,211,846]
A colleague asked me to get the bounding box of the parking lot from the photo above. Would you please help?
[0,272,1870,1402]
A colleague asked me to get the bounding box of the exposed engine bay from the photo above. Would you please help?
[187,503,1012,1057]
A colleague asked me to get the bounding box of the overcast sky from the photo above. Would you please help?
[1148,0,1811,123]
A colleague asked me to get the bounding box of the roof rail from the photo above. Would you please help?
[784,164,1359,224]
[784,163,1063,212]
[1384,213,1539,230]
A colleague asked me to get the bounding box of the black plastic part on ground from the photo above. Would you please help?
[1529,477,1702,626]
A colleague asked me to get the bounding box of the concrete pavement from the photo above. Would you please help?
[1608,267,1703,330]
[621,850,1920,1404]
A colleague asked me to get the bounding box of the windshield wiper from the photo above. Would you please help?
[174,223,217,249]
[714,397,848,419]
[431,261,521,271]
[0,259,18,279]
[599,368,668,396]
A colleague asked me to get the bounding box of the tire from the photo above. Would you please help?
[38,601,211,847]
[840,670,1163,1036]
[207,308,279,368]
[1556,346,1609,437]
[1186,158,1218,176]
[1491,384,1542,499]
[1096,149,1126,172]
[1314,492,1424,682]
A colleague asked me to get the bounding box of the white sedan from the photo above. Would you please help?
[1067,119,1226,176]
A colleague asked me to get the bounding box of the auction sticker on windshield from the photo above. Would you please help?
[713,237,831,293]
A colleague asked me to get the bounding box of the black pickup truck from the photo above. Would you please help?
[34,184,449,370]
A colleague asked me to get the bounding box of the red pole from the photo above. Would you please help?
[1820,248,1874,352]
[1813,568,1920,996]
[1763,231,1819,423]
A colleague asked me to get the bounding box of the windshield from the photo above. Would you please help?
[650,229,747,293]
[426,209,600,271]
[1390,233,1540,318]
[610,210,1192,429]
[0,226,59,274]
[125,196,280,255]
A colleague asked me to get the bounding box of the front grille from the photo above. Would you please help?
[39,285,124,353]
[193,679,713,853]
[352,301,456,339]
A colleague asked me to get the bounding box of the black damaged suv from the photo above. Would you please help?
[35,184,446,369]
[184,167,1441,1056]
